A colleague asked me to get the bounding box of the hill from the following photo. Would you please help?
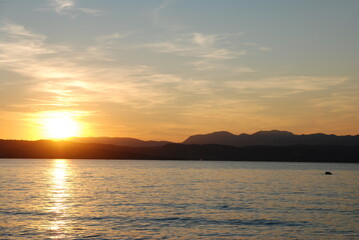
[69,137,171,147]
[183,130,359,146]
[0,139,358,163]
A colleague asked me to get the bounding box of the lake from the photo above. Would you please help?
[0,159,358,239]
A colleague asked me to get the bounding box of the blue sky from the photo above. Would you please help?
[0,0,358,140]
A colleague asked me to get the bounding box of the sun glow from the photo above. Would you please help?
[42,114,80,139]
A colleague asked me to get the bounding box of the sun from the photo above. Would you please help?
[43,115,79,139]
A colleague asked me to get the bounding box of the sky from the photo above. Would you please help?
[0,0,358,141]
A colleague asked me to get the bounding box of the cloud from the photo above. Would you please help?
[192,32,215,46]
[0,22,43,39]
[233,67,256,73]
[0,21,221,114]
[78,8,103,16]
[142,32,247,70]
[0,21,55,72]
[96,32,136,45]
[37,0,103,17]
[152,0,180,29]
[54,0,74,13]
[227,76,347,95]
[310,92,359,114]
[2,22,346,116]
[191,59,254,74]
[153,0,172,20]
[244,42,272,51]
[258,46,272,51]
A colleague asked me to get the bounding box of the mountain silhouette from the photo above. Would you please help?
[0,139,358,162]
[69,137,172,147]
[183,130,359,146]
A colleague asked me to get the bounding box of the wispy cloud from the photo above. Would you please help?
[151,0,187,31]
[53,0,74,13]
[310,91,359,114]
[142,32,247,72]
[0,21,220,114]
[192,32,215,46]
[258,46,272,51]
[233,67,256,74]
[1,22,348,111]
[0,21,57,75]
[77,7,103,16]
[37,0,103,17]
[152,0,173,25]
[244,42,272,52]
[227,76,347,95]
[95,32,136,46]
[145,32,245,59]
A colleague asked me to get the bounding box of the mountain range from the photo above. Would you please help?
[1,130,358,162]
[1,139,358,162]
[69,130,359,147]
[69,137,171,147]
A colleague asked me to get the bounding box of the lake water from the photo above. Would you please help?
[0,159,358,239]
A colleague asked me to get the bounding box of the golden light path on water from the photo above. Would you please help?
[47,159,72,239]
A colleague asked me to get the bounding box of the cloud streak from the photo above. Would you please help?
[38,0,103,17]
[1,21,348,113]
[0,22,217,114]
[144,32,245,60]
[227,76,347,96]
[140,32,249,73]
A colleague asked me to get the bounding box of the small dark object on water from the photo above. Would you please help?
[325,171,333,175]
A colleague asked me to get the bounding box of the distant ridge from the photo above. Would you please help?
[69,137,172,147]
[0,139,358,162]
[183,130,359,146]
[66,131,359,147]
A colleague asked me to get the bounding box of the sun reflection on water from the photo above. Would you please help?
[47,159,72,238]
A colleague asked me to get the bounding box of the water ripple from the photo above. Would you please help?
[0,159,358,239]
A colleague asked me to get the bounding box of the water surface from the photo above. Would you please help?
[1,159,358,239]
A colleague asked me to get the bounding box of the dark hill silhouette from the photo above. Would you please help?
[182,131,239,146]
[69,137,172,147]
[183,130,359,146]
[0,139,358,163]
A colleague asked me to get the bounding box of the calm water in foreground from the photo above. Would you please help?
[0,159,358,240]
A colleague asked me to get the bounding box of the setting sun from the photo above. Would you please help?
[42,115,80,139]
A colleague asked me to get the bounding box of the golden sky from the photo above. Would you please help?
[0,0,358,141]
